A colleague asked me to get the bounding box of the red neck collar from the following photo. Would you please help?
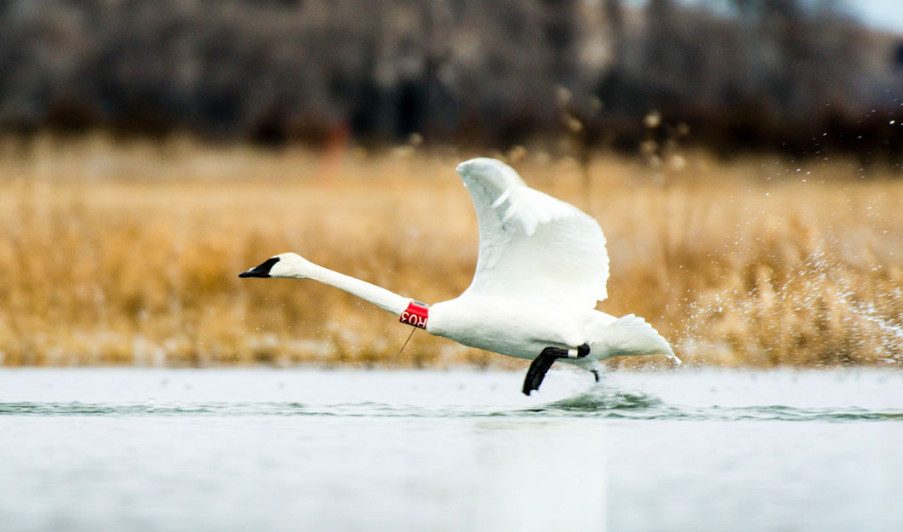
[400,300,429,329]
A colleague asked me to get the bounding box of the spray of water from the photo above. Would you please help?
[678,249,902,366]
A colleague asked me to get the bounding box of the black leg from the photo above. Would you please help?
[522,348,559,395]
[522,344,590,396]
[591,369,600,383]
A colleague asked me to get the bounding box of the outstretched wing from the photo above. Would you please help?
[456,158,609,308]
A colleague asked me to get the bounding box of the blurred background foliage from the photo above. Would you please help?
[0,1,901,368]
[0,0,901,162]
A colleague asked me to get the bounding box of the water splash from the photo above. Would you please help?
[679,248,903,364]
[516,384,903,421]
[540,388,663,412]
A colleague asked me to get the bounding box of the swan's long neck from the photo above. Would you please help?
[306,264,411,316]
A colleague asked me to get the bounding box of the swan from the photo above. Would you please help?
[240,158,679,394]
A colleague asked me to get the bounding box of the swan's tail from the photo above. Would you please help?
[590,314,681,365]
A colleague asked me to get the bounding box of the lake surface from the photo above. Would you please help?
[0,368,901,532]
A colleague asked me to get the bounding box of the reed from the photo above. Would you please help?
[0,134,900,368]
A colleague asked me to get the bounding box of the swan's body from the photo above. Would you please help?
[241,158,678,394]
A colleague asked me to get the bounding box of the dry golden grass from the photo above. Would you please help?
[0,134,900,368]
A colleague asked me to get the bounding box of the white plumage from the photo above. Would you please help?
[458,158,608,308]
[240,157,679,394]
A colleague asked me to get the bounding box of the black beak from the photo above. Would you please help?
[239,257,280,278]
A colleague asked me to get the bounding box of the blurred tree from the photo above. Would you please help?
[0,0,898,161]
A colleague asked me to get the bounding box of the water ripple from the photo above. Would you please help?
[0,402,309,417]
[0,396,900,422]
[521,389,903,421]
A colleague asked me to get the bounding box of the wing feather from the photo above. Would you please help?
[456,158,609,308]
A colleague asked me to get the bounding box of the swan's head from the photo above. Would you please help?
[239,252,314,279]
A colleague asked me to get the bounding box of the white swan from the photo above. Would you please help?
[240,158,679,394]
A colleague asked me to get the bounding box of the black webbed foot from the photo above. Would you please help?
[522,343,590,395]
[522,348,559,395]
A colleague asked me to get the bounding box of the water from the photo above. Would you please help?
[0,368,901,532]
